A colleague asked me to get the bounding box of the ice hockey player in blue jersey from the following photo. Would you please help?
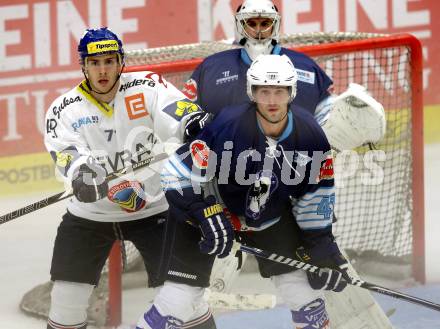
[135,54,352,329]
[181,0,387,309]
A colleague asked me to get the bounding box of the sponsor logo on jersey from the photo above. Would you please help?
[49,146,79,176]
[162,100,200,121]
[215,70,239,85]
[175,101,200,117]
[318,156,334,181]
[107,180,146,212]
[46,119,58,138]
[71,115,99,131]
[87,40,119,54]
[125,93,149,119]
[145,72,168,88]
[181,78,198,101]
[190,140,209,169]
[223,208,243,231]
[119,78,155,92]
[52,95,82,119]
[54,152,73,168]
[295,68,316,84]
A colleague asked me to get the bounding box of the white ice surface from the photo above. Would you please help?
[1,144,440,328]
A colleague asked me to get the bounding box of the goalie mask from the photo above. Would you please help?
[235,0,281,60]
[247,54,297,104]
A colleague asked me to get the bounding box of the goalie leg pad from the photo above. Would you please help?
[48,280,93,328]
[272,271,323,309]
[209,248,247,293]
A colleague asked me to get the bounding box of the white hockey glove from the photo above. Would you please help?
[320,83,386,151]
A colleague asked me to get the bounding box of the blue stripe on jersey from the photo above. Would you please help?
[160,167,191,191]
[278,112,294,142]
[240,48,252,66]
[299,223,332,230]
[272,44,282,55]
[167,153,211,183]
[297,186,334,203]
[168,154,192,179]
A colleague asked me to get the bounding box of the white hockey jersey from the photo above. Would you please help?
[45,71,201,222]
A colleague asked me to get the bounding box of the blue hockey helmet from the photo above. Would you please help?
[78,27,124,64]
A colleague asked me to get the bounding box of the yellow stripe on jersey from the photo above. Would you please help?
[77,80,114,117]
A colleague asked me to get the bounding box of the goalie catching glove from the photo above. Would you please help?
[189,196,234,258]
[72,161,108,203]
[296,237,351,292]
[320,83,386,151]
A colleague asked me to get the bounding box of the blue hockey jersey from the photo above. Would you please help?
[181,45,333,116]
[162,102,336,242]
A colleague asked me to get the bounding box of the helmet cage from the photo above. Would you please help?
[235,1,281,44]
[236,12,280,42]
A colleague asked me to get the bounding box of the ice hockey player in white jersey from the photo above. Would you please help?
[44,27,209,329]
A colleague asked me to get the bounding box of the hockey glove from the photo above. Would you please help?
[190,197,234,258]
[72,162,108,203]
[183,112,212,142]
[296,239,351,293]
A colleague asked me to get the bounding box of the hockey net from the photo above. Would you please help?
[20,32,424,327]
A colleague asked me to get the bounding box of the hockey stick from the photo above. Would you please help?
[239,244,440,312]
[0,153,168,225]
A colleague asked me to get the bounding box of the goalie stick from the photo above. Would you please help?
[0,153,168,225]
[239,244,440,312]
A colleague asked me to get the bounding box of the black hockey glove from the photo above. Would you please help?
[72,162,108,203]
[183,112,212,142]
[296,238,351,293]
[190,196,234,258]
